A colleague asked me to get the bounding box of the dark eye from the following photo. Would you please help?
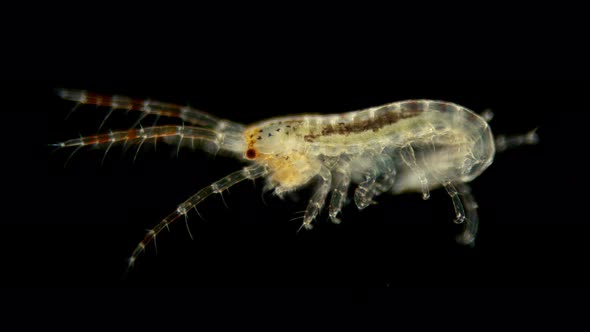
[246,148,257,159]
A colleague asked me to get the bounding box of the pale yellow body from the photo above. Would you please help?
[244,100,494,196]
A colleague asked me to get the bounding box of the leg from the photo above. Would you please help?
[373,155,396,196]
[328,161,351,224]
[53,125,245,155]
[127,164,267,269]
[443,182,466,224]
[455,183,479,246]
[442,182,479,246]
[354,167,377,210]
[57,89,245,133]
[353,155,396,210]
[300,166,332,230]
[400,145,430,200]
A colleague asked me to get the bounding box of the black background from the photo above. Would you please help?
[1,0,588,327]
[2,3,589,327]
[4,80,588,290]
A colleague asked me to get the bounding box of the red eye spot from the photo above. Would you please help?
[246,148,257,159]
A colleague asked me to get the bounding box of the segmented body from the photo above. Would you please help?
[55,89,537,270]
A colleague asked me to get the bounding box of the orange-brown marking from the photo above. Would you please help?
[244,128,261,159]
[126,130,138,140]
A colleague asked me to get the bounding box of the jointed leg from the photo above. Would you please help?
[328,161,351,224]
[127,164,267,269]
[442,182,466,224]
[354,155,396,210]
[373,155,396,196]
[354,166,377,210]
[300,166,332,230]
[58,89,245,133]
[442,182,480,246]
[454,183,479,246]
[400,144,430,200]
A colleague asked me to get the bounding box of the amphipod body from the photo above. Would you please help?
[56,90,536,269]
[244,100,495,245]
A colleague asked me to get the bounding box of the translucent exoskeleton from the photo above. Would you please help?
[53,89,539,270]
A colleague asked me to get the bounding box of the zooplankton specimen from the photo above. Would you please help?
[54,89,538,268]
